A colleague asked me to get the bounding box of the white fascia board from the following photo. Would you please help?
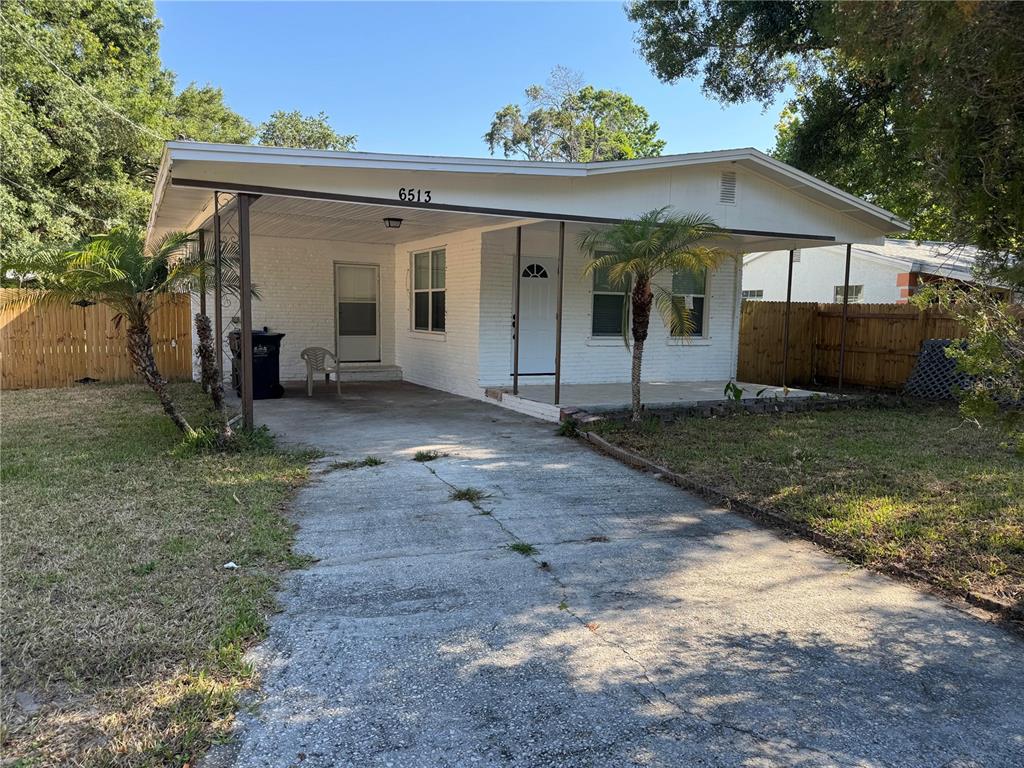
[156,141,909,238]
[145,147,173,247]
[164,141,588,177]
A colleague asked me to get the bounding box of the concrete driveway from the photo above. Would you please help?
[213,383,1023,768]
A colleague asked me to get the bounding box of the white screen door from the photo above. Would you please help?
[335,264,380,362]
[516,258,557,374]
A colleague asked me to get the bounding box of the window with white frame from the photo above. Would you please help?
[833,284,863,304]
[670,267,707,336]
[742,289,764,300]
[412,248,445,331]
[591,263,627,337]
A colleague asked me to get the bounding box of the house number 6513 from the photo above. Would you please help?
[398,187,431,203]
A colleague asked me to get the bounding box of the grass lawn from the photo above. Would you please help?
[590,403,1023,608]
[1,383,317,767]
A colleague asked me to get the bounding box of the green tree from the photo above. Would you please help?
[579,208,730,422]
[169,83,256,144]
[8,229,201,432]
[0,0,255,266]
[627,1,1024,283]
[257,110,356,150]
[913,282,1024,453]
[0,0,172,264]
[485,67,666,162]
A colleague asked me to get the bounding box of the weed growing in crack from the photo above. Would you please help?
[507,542,539,556]
[330,456,384,470]
[413,450,447,462]
[450,487,489,503]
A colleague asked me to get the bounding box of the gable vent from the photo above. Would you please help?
[719,170,737,204]
[792,249,802,263]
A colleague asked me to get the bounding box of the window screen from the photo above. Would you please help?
[338,303,377,336]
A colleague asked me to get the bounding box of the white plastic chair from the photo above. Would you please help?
[300,347,342,396]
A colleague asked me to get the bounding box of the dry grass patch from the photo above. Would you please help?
[591,403,1023,607]
[1,383,316,766]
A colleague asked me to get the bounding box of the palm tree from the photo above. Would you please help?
[579,208,731,423]
[185,240,252,424]
[8,228,201,433]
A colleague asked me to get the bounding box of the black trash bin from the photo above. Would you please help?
[228,327,286,399]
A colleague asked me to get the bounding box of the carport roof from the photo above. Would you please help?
[147,141,910,248]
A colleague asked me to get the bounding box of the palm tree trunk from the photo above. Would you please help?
[194,312,233,443]
[630,279,654,423]
[630,338,645,422]
[126,321,193,434]
[195,312,212,393]
[195,313,228,411]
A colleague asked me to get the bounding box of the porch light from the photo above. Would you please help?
[383,217,403,229]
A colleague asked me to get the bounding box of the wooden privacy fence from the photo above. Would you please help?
[737,301,967,390]
[0,290,193,390]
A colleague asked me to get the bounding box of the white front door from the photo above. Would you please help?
[516,258,557,374]
[335,263,380,362]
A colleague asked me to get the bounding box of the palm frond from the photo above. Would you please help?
[653,283,694,338]
[577,207,731,350]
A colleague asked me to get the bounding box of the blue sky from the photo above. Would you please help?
[157,1,787,158]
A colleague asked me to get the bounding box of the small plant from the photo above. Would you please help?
[558,599,569,611]
[330,456,384,470]
[413,449,446,462]
[507,541,539,556]
[450,487,489,503]
[557,416,580,437]
[724,380,746,401]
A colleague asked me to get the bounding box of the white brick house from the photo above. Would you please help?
[146,142,906,419]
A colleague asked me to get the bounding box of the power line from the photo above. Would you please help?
[0,15,169,143]
[0,174,128,226]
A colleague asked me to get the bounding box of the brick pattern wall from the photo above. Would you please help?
[392,228,484,398]
[195,222,741,397]
[197,235,396,382]
[479,223,741,388]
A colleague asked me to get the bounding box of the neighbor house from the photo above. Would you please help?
[742,239,1012,305]
[146,142,906,423]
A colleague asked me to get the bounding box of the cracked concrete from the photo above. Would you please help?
[208,382,1024,768]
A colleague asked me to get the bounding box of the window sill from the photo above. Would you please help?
[665,337,713,347]
[586,337,628,347]
[408,330,447,342]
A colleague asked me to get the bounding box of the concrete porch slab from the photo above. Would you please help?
[514,380,817,411]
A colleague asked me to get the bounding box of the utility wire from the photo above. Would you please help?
[0,174,128,226]
[0,15,169,143]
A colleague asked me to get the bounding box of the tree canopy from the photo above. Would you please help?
[627,1,1024,283]
[0,0,356,266]
[485,67,666,162]
[256,110,356,151]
